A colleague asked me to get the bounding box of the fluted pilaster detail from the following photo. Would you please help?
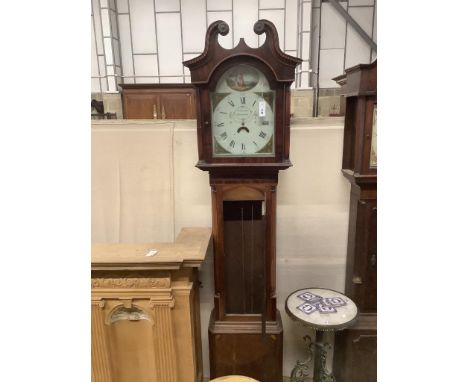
[91,301,113,382]
[152,299,177,382]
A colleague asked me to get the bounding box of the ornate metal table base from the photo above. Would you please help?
[291,333,336,382]
[285,288,358,382]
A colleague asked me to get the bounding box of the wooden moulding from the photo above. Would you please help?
[183,20,301,84]
[91,227,212,271]
[332,60,377,97]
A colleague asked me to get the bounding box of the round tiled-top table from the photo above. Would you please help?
[285,288,358,382]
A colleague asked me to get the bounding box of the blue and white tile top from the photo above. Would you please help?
[286,288,358,329]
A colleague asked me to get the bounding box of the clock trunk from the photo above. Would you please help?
[223,200,266,315]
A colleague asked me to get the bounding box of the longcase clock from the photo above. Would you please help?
[332,60,377,382]
[183,20,301,381]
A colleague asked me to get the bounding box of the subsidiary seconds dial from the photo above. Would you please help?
[212,92,274,155]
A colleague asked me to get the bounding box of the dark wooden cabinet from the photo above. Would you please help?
[344,187,377,313]
[184,20,301,381]
[119,84,196,119]
[333,61,377,382]
[334,314,377,382]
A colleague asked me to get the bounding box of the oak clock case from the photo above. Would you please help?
[183,20,301,382]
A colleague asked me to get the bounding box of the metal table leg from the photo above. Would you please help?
[291,332,336,382]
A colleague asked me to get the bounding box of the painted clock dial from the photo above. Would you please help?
[211,64,275,156]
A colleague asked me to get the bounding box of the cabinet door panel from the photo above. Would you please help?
[159,92,195,119]
[124,94,158,119]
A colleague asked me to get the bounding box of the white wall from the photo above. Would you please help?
[91,0,377,92]
[92,117,350,377]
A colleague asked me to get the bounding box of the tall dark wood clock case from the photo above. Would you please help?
[183,20,301,381]
[333,60,377,382]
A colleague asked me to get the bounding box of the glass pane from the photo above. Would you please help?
[285,0,298,51]
[135,76,158,84]
[318,48,344,88]
[110,9,118,38]
[156,13,183,76]
[259,0,284,8]
[98,56,106,77]
[92,0,104,55]
[101,9,111,36]
[207,0,231,11]
[133,54,158,76]
[129,0,157,54]
[345,7,374,68]
[320,2,347,49]
[159,76,184,83]
[259,9,284,49]
[207,11,232,49]
[107,76,117,92]
[118,15,133,76]
[112,38,121,67]
[155,0,180,12]
[91,78,101,93]
[91,18,100,77]
[233,0,258,48]
[104,38,114,65]
[116,0,128,13]
[181,0,206,52]
[100,76,108,91]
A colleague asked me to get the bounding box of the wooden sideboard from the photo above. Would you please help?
[120,84,197,119]
[91,228,211,382]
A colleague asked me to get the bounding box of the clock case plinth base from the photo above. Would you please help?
[333,313,377,382]
[208,309,283,382]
